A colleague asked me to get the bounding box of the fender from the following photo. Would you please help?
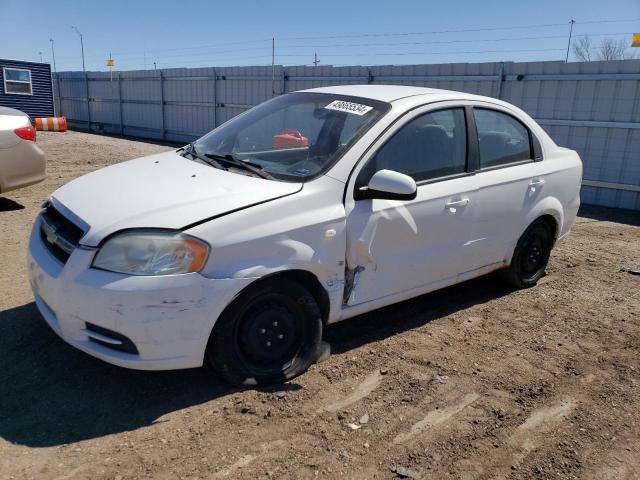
[185,176,349,324]
[500,195,564,266]
[201,245,346,324]
[526,195,564,241]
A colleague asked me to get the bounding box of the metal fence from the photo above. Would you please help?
[53,60,640,210]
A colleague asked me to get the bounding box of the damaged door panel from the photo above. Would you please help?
[343,264,365,304]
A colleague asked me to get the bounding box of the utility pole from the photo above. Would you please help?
[154,62,157,70]
[565,19,575,63]
[38,51,43,63]
[313,52,319,67]
[271,37,275,97]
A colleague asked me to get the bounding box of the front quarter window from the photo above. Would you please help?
[194,93,389,181]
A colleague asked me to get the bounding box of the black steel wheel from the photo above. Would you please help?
[207,278,322,387]
[500,219,554,288]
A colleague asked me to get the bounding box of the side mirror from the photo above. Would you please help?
[355,169,417,201]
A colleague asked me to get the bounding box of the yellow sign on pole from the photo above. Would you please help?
[632,33,640,47]
[106,56,115,82]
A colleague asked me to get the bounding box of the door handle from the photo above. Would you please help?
[445,198,470,208]
[529,178,545,192]
[445,198,470,212]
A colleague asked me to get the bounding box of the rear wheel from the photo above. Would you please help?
[207,278,322,387]
[500,219,554,288]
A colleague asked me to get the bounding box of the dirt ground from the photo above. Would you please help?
[1,131,639,480]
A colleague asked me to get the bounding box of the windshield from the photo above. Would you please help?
[194,92,389,181]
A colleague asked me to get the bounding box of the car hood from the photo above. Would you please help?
[51,150,302,247]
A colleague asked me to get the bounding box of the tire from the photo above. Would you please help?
[500,219,554,288]
[206,278,322,387]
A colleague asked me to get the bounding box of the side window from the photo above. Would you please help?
[358,108,467,185]
[473,109,532,168]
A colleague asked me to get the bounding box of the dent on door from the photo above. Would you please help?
[343,199,418,305]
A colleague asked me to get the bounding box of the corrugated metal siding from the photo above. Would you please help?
[54,59,640,210]
[0,59,54,119]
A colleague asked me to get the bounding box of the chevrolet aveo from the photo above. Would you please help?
[28,85,582,386]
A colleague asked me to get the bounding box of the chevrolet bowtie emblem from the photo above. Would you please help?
[41,217,58,245]
[45,228,58,245]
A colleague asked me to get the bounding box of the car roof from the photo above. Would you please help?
[300,84,484,103]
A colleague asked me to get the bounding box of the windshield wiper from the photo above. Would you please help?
[180,143,226,170]
[205,152,274,180]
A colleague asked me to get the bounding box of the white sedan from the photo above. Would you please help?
[0,107,46,194]
[27,85,582,386]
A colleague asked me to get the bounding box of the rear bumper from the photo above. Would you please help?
[0,141,46,193]
[27,218,254,370]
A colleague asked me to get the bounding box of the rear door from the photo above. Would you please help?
[344,105,479,306]
[469,105,545,268]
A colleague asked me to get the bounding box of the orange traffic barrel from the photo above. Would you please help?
[35,117,67,132]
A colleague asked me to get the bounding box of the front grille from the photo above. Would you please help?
[85,322,139,355]
[39,204,84,263]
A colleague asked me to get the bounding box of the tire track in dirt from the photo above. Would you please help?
[317,370,383,413]
[508,398,576,466]
[454,396,578,480]
[393,392,480,444]
[456,374,600,479]
[211,439,285,478]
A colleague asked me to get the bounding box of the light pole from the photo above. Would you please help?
[38,51,43,63]
[72,26,90,128]
[50,39,60,116]
[271,37,275,97]
[49,39,57,72]
[71,26,86,73]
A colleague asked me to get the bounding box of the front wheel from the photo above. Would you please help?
[206,278,322,387]
[500,219,554,288]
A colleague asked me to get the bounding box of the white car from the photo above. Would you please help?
[0,107,46,194]
[27,86,582,386]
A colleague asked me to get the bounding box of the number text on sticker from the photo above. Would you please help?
[324,100,373,116]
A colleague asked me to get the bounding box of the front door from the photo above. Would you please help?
[344,106,478,306]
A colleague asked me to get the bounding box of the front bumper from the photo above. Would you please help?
[27,218,254,370]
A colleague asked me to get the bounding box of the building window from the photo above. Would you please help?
[3,68,33,95]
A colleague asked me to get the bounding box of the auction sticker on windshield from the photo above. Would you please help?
[324,100,373,116]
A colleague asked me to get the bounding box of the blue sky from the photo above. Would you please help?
[1,0,639,72]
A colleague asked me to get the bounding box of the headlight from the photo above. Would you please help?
[92,230,210,276]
